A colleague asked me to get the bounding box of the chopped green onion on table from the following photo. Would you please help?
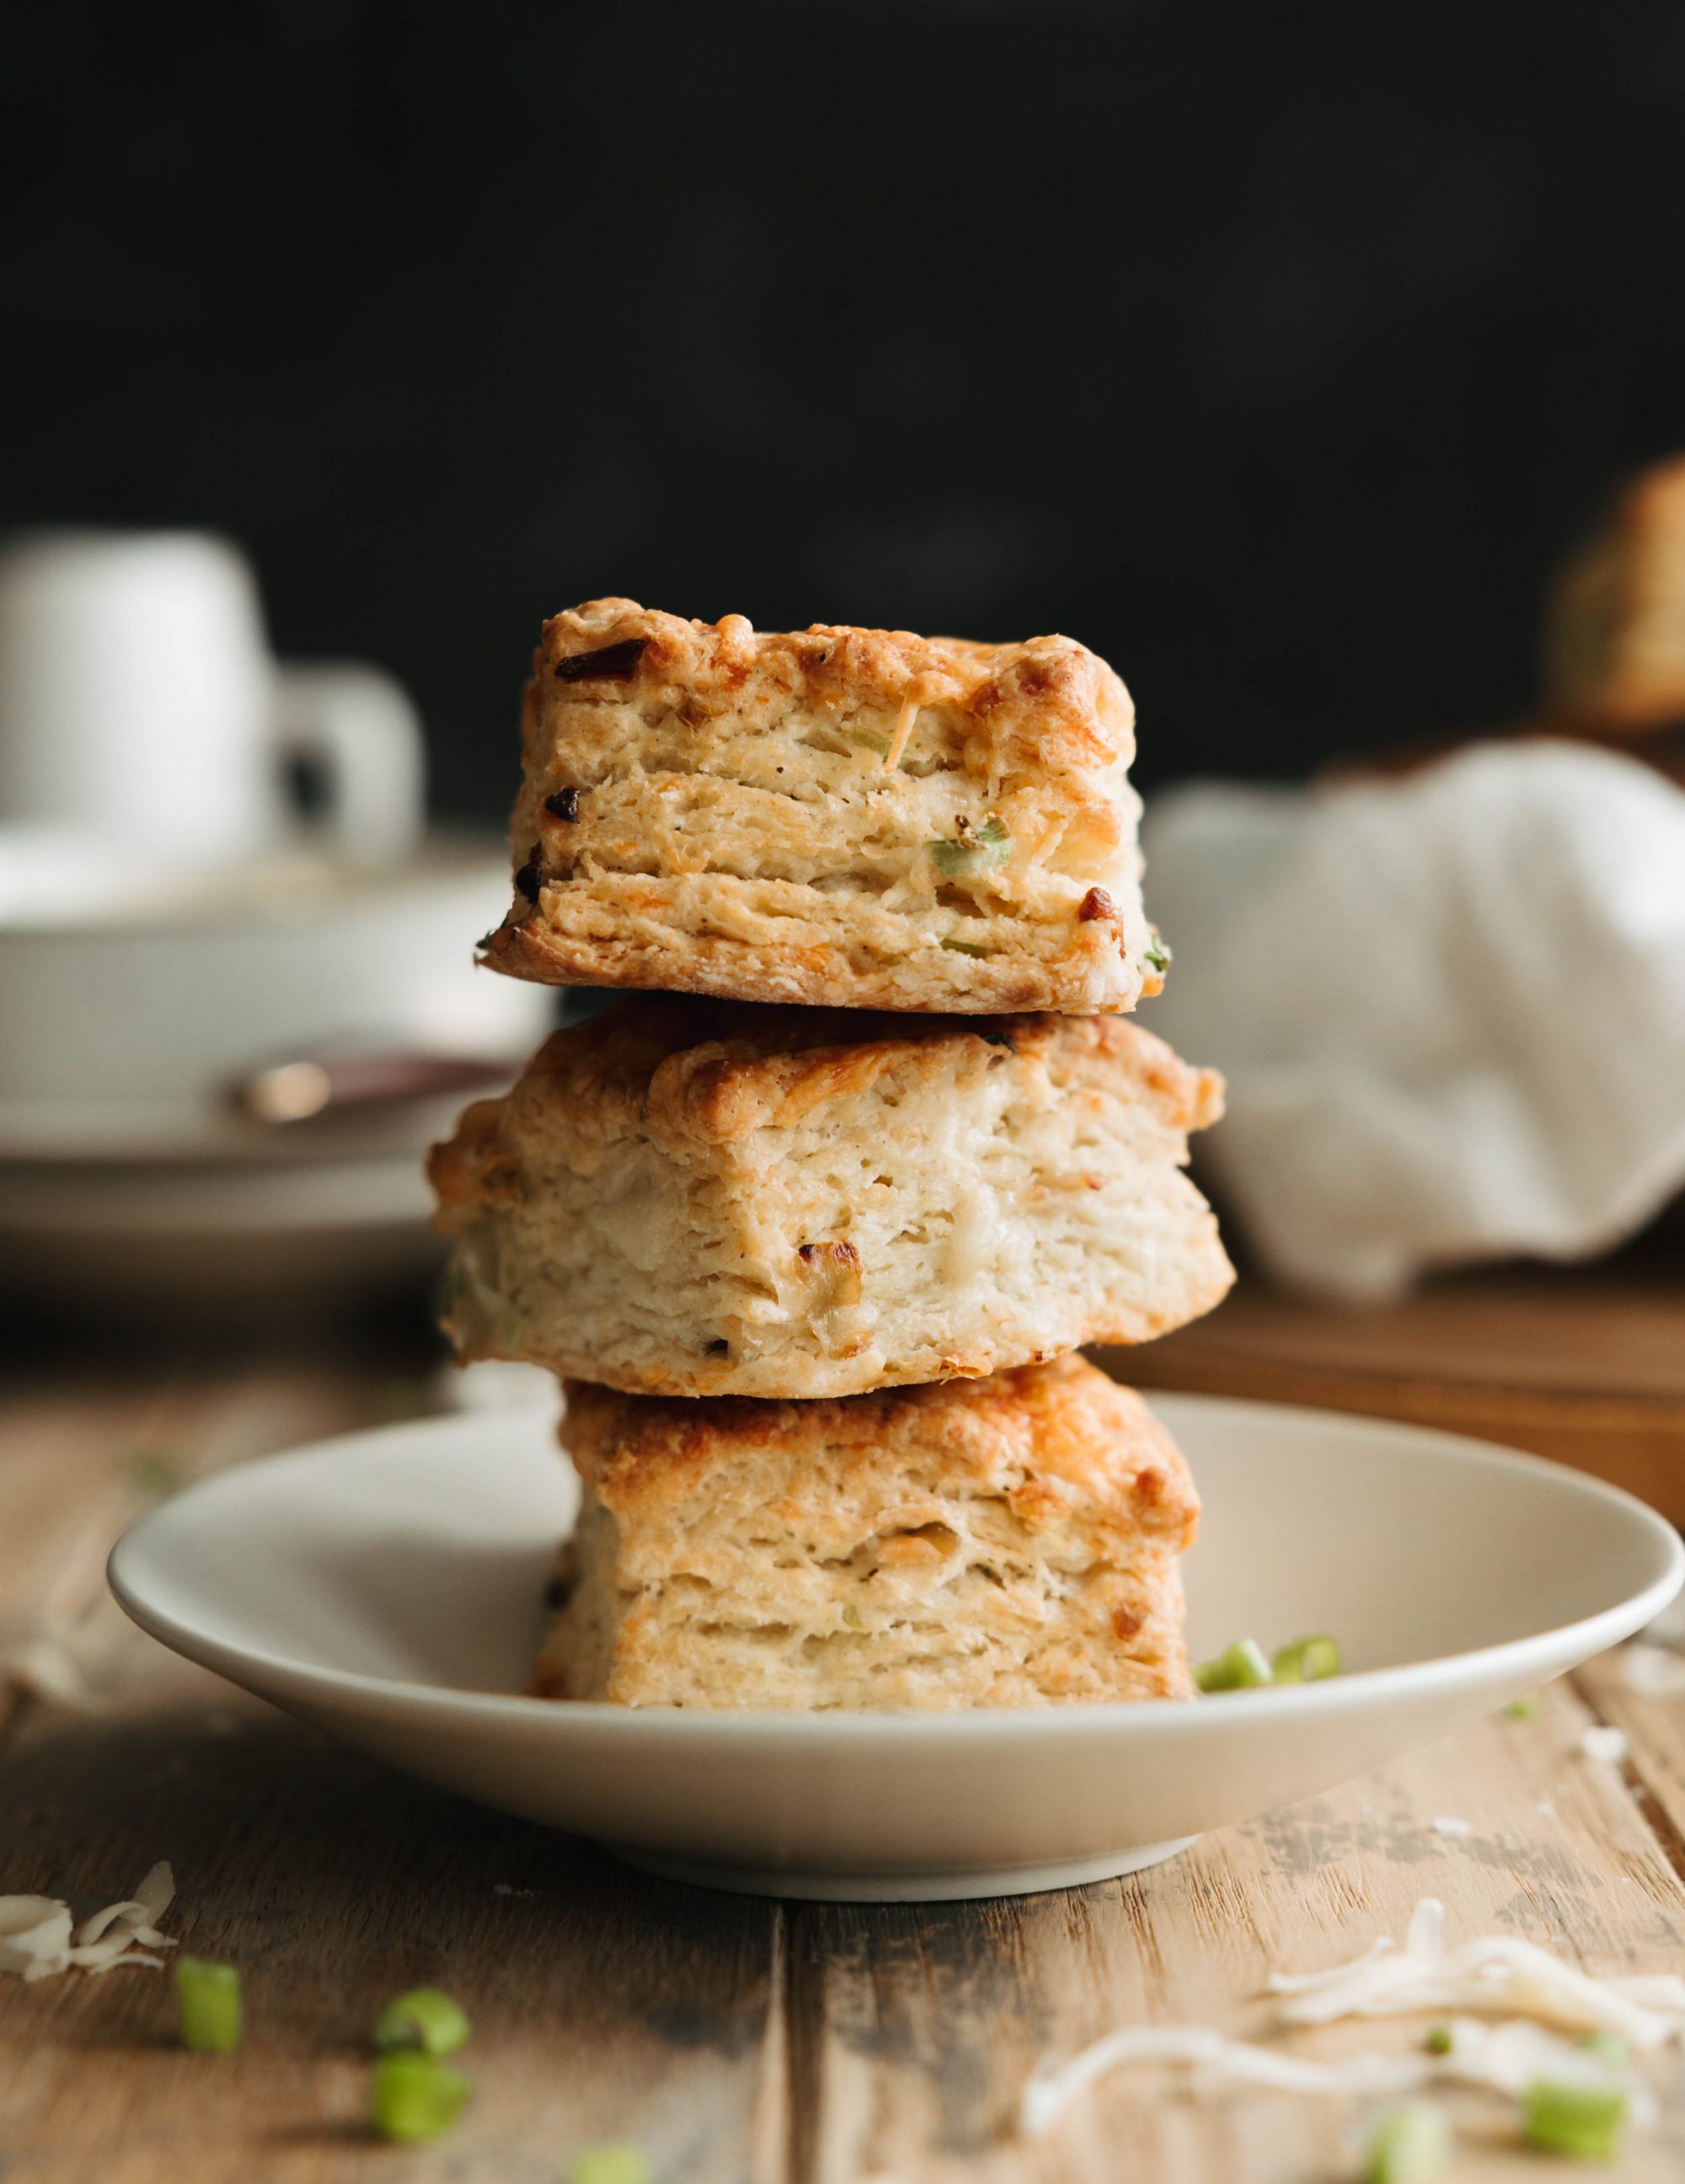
[125,1448,185,1496]
[570,2146,656,2184]
[175,1956,242,2053]
[1362,2101,1450,2183]
[373,1985,470,2057]
[370,2052,472,2143]
[1523,2079,1627,2159]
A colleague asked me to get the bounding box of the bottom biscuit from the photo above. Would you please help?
[533,1355,1198,1710]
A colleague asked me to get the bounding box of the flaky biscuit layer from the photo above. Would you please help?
[430,996,1231,1400]
[535,1357,1197,1710]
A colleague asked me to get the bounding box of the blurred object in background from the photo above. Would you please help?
[1108,1238,1685,1512]
[0,838,538,1152]
[0,531,420,862]
[1142,739,1685,1299]
[1545,455,1685,752]
[0,528,550,1317]
[16,3,1685,813]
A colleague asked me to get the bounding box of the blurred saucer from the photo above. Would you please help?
[0,1153,441,1309]
[0,1084,500,1166]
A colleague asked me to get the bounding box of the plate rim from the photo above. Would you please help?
[106,1389,1685,1742]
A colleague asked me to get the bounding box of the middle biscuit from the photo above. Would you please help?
[429,995,1232,1400]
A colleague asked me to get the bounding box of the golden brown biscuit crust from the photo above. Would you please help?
[531,600,1134,773]
[431,995,1224,1164]
[563,1357,1198,1544]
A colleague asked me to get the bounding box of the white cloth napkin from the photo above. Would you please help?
[1139,741,1685,1298]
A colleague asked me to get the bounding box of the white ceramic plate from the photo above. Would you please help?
[108,1395,1682,1902]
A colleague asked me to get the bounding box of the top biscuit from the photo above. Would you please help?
[480,599,1163,1014]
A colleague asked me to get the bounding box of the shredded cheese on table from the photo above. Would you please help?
[1270,1895,1685,2044]
[1623,1644,1685,1699]
[0,1618,104,1712]
[0,1863,175,1982]
[1019,2028,1426,2133]
[1019,1895,1685,2138]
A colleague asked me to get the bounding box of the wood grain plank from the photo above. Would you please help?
[1131,1257,1685,1402]
[0,1711,776,2184]
[0,1365,438,1736]
[0,1363,778,2183]
[1105,1250,1685,1514]
[793,1676,1685,2183]
[1575,1647,1685,1885]
[0,1384,184,1623]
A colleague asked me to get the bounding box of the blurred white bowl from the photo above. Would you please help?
[0,828,546,1161]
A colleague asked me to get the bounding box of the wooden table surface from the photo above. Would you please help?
[6,1330,1685,2183]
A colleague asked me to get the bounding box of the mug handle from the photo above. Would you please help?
[270,662,425,865]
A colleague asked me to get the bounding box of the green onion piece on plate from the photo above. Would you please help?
[570,2146,655,2184]
[1194,1638,1273,1692]
[939,938,990,956]
[371,2053,472,2143]
[1503,1697,1539,1719]
[175,1956,242,2053]
[1271,1634,1342,1684]
[373,1985,470,2057]
[1575,2031,1629,2068]
[1363,2101,1450,2184]
[1422,2025,1453,2057]
[1522,2079,1627,2160]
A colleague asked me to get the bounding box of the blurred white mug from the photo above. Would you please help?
[0,529,423,864]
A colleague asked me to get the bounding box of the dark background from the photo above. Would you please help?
[8,0,1685,821]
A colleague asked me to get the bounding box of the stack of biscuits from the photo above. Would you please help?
[427,600,1234,1710]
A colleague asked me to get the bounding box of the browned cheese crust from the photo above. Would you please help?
[428,995,1231,1399]
[480,598,1161,1014]
[535,1355,1199,1710]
